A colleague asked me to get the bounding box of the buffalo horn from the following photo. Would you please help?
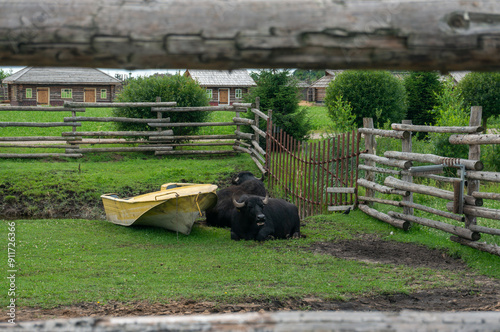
[232,198,246,208]
[233,176,239,184]
[262,195,269,205]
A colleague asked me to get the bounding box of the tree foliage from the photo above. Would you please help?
[113,74,209,135]
[325,95,357,133]
[244,69,311,141]
[403,71,443,126]
[292,69,324,83]
[457,72,500,130]
[325,70,407,128]
[0,69,10,81]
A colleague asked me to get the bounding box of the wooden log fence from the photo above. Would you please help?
[357,107,500,257]
[0,99,268,168]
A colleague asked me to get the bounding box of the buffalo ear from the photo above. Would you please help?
[262,195,269,205]
[232,198,245,208]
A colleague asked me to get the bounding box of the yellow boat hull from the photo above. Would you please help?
[101,183,218,235]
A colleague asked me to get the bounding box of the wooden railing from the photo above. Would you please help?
[358,107,500,257]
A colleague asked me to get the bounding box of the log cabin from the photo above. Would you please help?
[184,70,256,106]
[2,67,122,106]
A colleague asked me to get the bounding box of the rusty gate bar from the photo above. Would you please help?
[265,128,361,219]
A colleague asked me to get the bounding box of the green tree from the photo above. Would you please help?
[429,78,469,160]
[244,69,311,141]
[325,70,407,128]
[113,74,209,136]
[457,72,500,130]
[403,71,443,126]
[292,69,324,83]
[0,68,10,81]
[325,95,356,133]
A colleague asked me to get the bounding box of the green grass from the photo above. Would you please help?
[305,105,331,133]
[2,209,487,308]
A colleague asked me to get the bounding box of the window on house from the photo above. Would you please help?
[235,89,243,99]
[206,89,213,99]
[61,89,73,99]
[101,89,107,99]
[26,88,32,98]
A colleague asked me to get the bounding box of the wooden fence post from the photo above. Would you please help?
[401,119,414,216]
[362,118,376,206]
[466,106,482,228]
[265,109,273,174]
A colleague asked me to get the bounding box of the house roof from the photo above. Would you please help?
[185,69,256,87]
[2,67,122,85]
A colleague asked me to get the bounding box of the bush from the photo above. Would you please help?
[244,69,311,141]
[325,70,407,128]
[457,72,500,130]
[325,95,356,133]
[403,71,443,126]
[113,74,210,136]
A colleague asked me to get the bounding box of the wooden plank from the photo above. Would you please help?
[0,153,82,158]
[66,147,173,153]
[250,108,269,121]
[445,202,500,221]
[0,122,81,127]
[466,106,482,228]
[327,205,354,212]
[471,191,500,201]
[65,102,176,108]
[153,105,240,112]
[0,137,80,142]
[358,164,402,176]
[155,150,237,155]
[327,187,356,194]
[358,178,409,197]
[0,107,85,112]
[62,130,173,137]
[462,171,500,183]
[359,153,412,169]
[148,122,234,127]
[233,117,255,125]
[64,117,171,123]
[4,1,500,72]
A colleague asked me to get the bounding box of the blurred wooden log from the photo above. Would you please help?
[445,202,500,221]
[384,151,483,171]
[391,124,483,133]
[64,117,171,123]
[449,134,500,145]
[461,171,500,183]
[359,154,412,169]
[450,237,500,257]
[388,211,480,241]
[471,191,500,201]
[65,102,176,108]
[358,128,410,140]
[3,1,500,71]
[0,122,81,127]
[358,204,410,231]
[384,176,481,206]
[357,179,409,197]
[0,107,85,112]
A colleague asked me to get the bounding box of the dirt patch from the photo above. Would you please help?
[17,236,500,321]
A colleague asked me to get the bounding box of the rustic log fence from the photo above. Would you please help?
[265,125,361,219]
[358,107,500,256]
[0,99,269,171]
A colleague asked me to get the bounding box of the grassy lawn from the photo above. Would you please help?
[3,208,498,309]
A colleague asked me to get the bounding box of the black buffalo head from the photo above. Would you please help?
[232,171,265,185]
[232,195,269,224]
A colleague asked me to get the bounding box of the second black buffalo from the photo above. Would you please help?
[230,194,300,241]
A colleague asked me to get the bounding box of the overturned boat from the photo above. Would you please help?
[101,183,218,235]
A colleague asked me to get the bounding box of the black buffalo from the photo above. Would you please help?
[231,171,264,185]
[205,172,266,228]
[230,194,300,241]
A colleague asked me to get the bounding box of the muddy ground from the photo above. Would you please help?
[19,235,500,321]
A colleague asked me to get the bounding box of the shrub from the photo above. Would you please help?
[429,78,469,160]
[244,69,311,141]
[325,70,407,128]
[325,95,356,133]
[403,71,443,126]
[113,74,210,136]
[457,72,500,130]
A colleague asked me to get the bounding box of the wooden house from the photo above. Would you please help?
[184,69,256,106]
[2,67,122,106]
[308,70,343,103]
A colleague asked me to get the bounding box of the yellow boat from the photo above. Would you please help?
[101,183,218,235]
